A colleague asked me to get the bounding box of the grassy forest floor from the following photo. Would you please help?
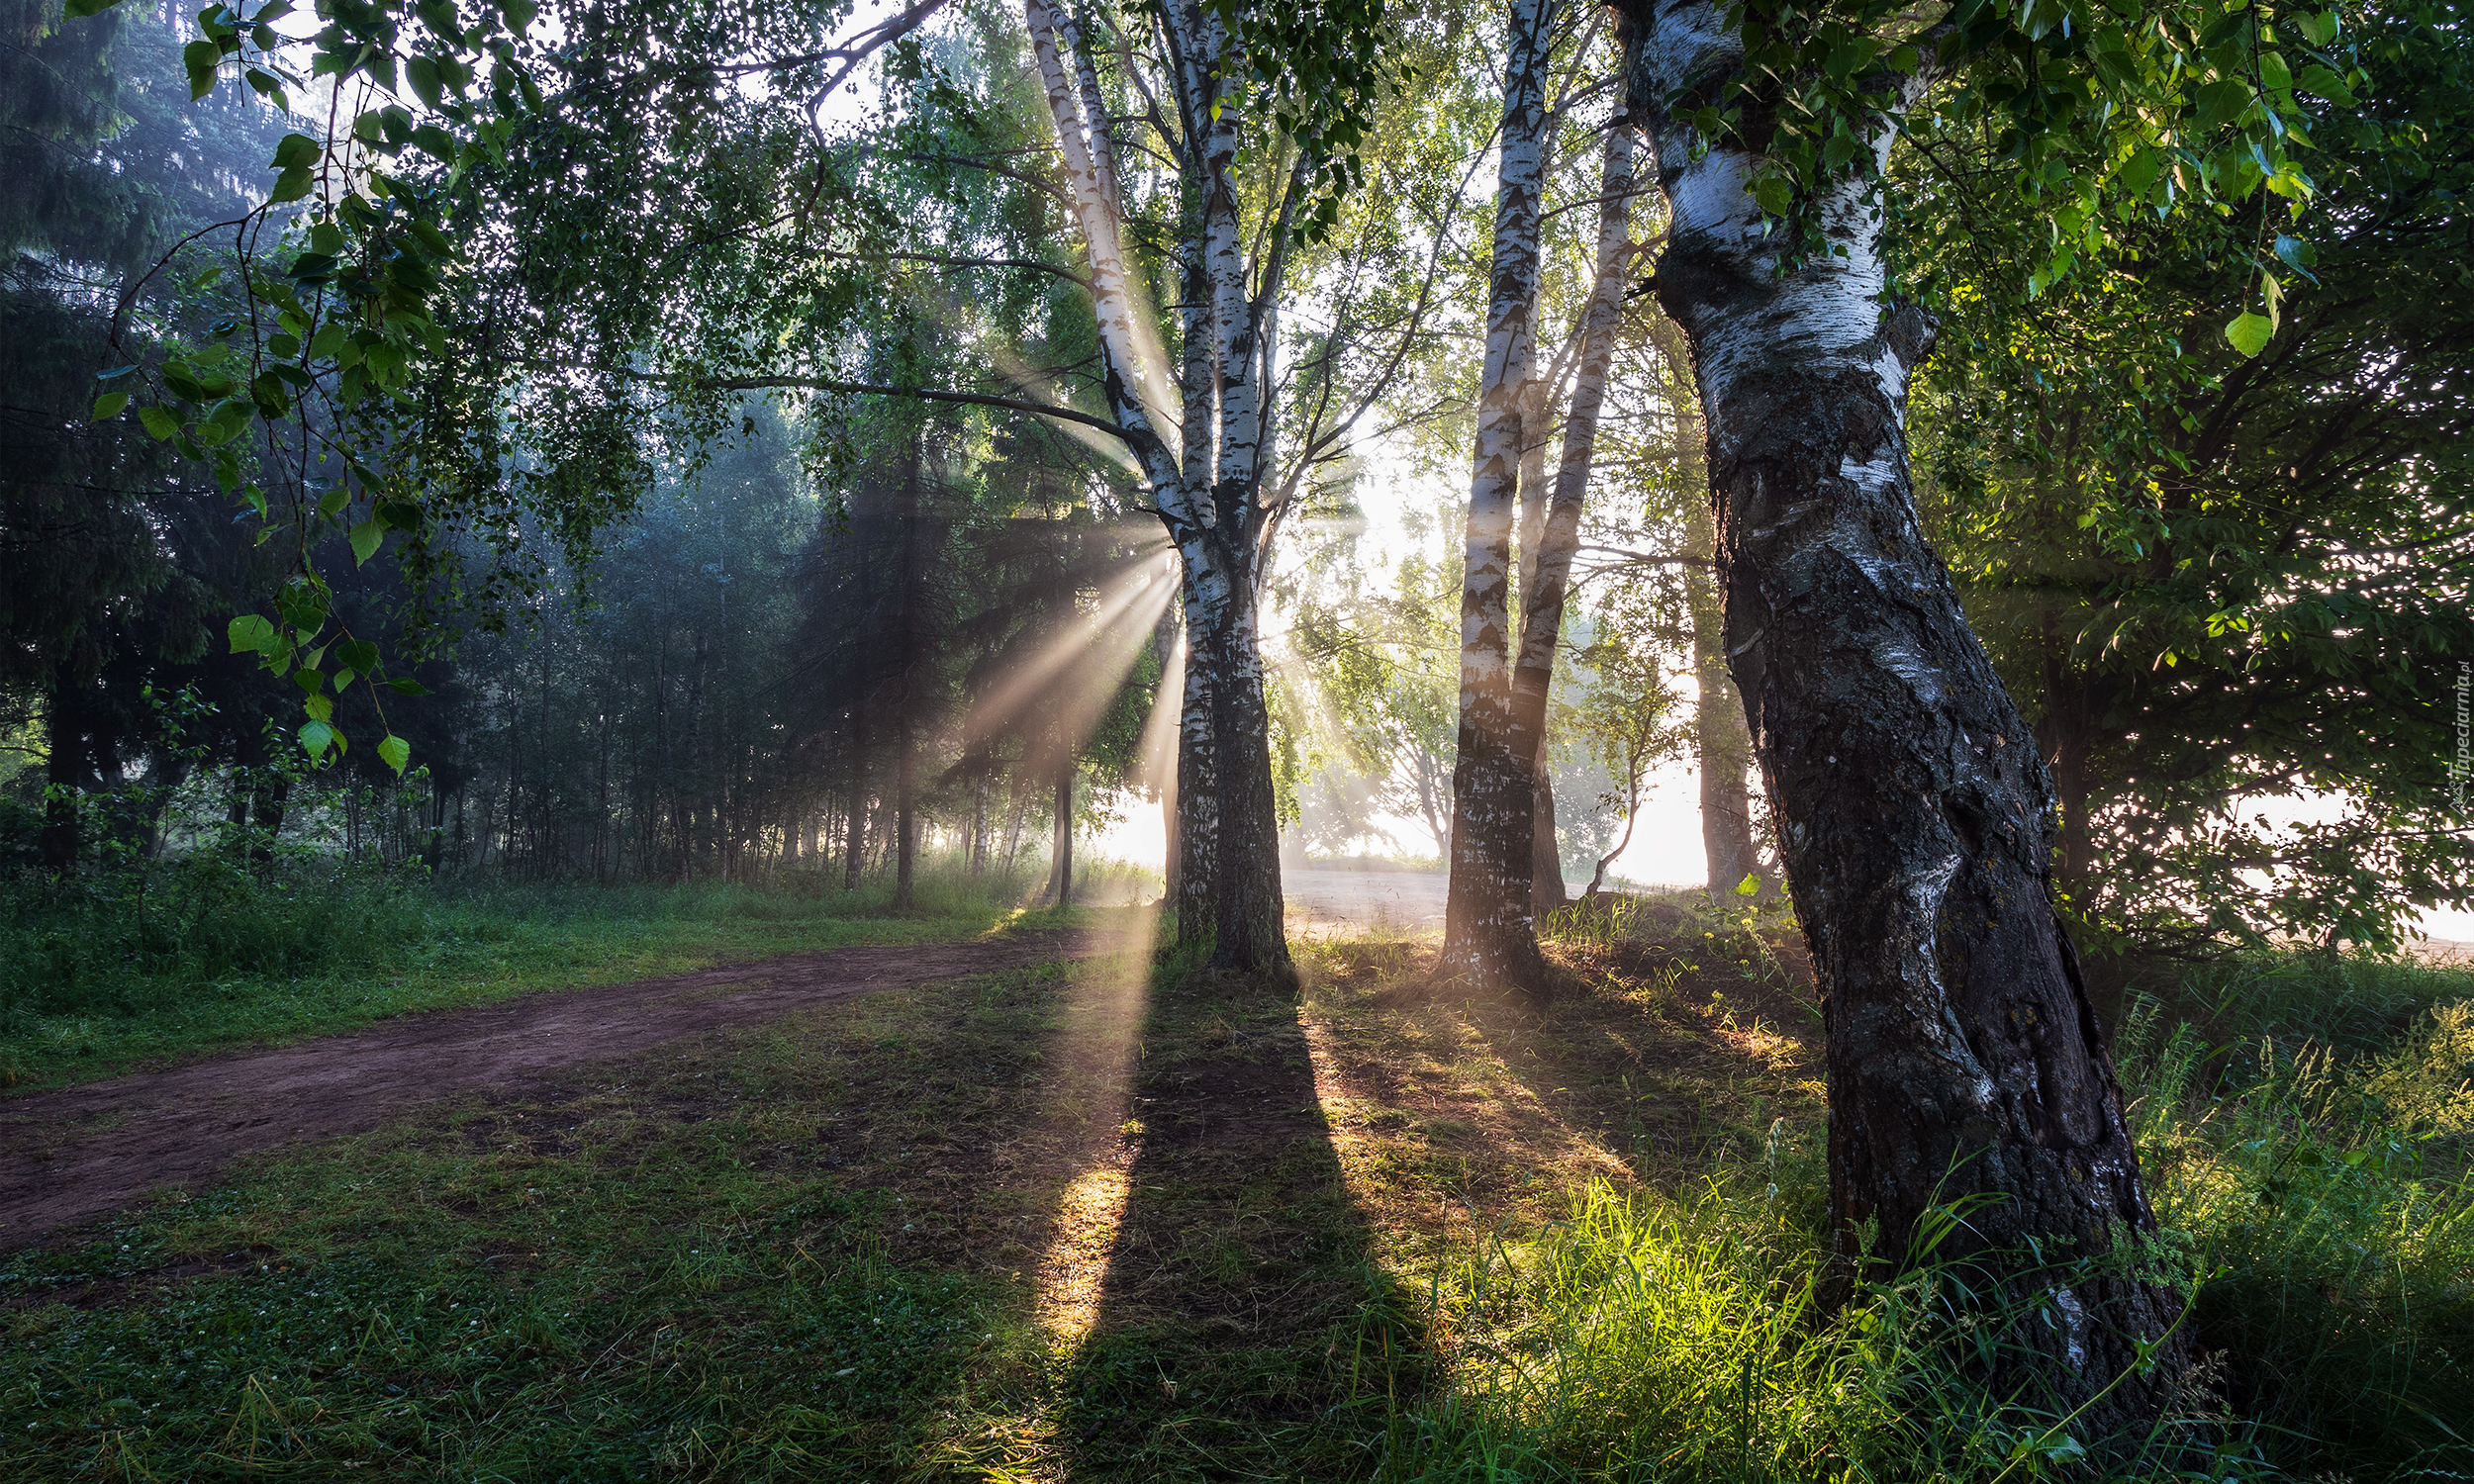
[0,870,1059,1090]
[2,883,2470,1481]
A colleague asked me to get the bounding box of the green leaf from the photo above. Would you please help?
[2225,311,2273,357]
[2273,232,2318,281]
[228,613,276,653]
[349,519,384,566]
[1752,173,1794,216]
[2297,63,2353,103]
[386,677,432,696]
[406,53,443,109]
[138,406,180,440]
[1734,874,1760,897]
[270,165,315,203]
[303,693,334,722]
[91,392,129,421]
[183,39,222,100]
[307,325,349,359]
[2192,78,2253,133]
[377,733,412,775]
[2294,8,2336,45]
[337,639,382,673]
[65,0,130,15]
[272,132,321,168]
[249,371,291,417]
[298,719,339,758]
[2257,50,2292,91]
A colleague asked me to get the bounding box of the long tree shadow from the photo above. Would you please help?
[1054,957,1417,1479]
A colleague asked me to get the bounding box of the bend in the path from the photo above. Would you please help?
[0,927,1125,1252]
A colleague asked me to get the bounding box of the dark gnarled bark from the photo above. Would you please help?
[1620,0,2186,1431]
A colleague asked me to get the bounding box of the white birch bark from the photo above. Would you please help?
[1025,0,1289,969]
[1442,0,1556,984]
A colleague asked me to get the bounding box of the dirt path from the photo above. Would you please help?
[0,928,1119,1251]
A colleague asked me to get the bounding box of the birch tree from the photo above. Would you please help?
[1607,0,2378,1428]
[1439,0,1554,984]
[1440,0,1643,982]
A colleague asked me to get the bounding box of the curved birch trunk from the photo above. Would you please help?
[1442,0,1555,987]
[1617,0,2185,1426]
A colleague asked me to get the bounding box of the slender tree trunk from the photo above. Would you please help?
[1513,273,1564,915]
[2035,652,2098,915]
[970,774,990,876]
[1514,112,1641,921]
[1443,0,1554,987]
[842,727,866,892]
[40,671,85,874]
[893,455,923,911]
[1620,0,2183,1425]
[1686,504,1761,897]
[1001,776,1028,879]
[1047,764,1075,904]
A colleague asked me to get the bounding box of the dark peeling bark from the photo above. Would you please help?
[1173,591,1218,944]
[1619,0,2185,1430]
[1201,569,1285,971]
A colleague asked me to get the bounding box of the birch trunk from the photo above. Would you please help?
[1618,0,2183,1425]
[1512,114,1641,922]
[1174,584,1218,942]
[1442,0,1555,987]
[1028,0,1291,970]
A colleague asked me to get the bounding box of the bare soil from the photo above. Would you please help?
[0,927,1119,1251]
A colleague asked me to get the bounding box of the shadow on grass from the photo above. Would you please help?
[1050,950,1423,1480]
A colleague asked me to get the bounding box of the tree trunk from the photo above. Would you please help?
[1619,0,2184,1426]
[1514,111,1641,922]
[895,712,917,909]
[1442,0,1554,988]
[1199,584,1284,969]
[842,730,866,892]
[1174,587,1217,943]
[1530,772,1565,910]
[1047,765,1075,904]
[893,455,923,912]
[1028,0,1287,971]
[40,674,85,875]
[970,774,990,876]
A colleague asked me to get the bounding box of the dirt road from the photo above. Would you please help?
[0,928,1119,1251]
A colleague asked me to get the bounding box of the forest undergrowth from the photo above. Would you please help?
[0,859,1096,1090]
[0,894,2466,1480]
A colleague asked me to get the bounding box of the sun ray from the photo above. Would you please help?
[963,560,1177,751]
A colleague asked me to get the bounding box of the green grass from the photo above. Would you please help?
[0,921,1414,1481]
[0,861,1041,1090]
[5,883,2467,1482]
[1370,942,2474,1484]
